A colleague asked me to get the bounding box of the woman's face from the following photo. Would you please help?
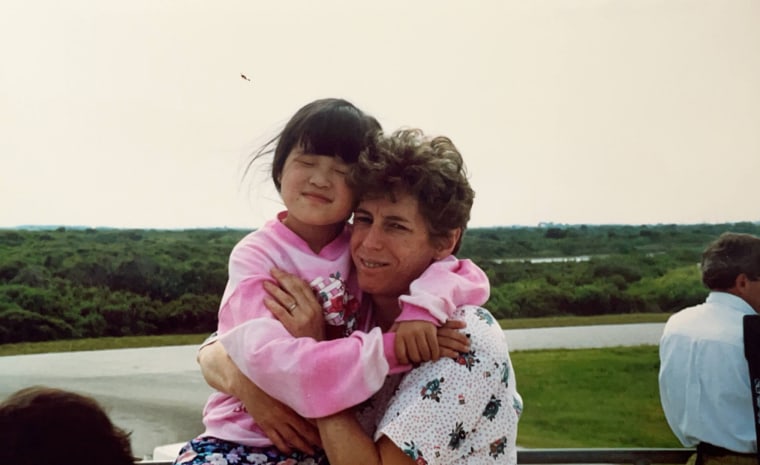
[350,192,451,300]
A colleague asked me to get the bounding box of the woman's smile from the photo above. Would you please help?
[356,256,388,269]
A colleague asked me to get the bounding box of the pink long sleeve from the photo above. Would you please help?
[396,255,490,325]
[202,216,413,446]
[219,278,410,419]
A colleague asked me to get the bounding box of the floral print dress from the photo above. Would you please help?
[373,305,523,465]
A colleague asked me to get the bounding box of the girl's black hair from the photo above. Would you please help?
[248,98,381,192]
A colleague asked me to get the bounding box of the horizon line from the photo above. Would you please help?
[3,220,760,232]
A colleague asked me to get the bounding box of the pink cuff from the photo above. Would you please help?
[383,332,412,374]
[395,303,441,325]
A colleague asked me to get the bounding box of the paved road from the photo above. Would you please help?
[0,345,212,460]
[0,323,664,459]
[504,322,664,350]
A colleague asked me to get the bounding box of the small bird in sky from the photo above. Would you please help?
[240,74,251,82]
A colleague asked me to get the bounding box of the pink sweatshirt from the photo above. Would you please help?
[201,211,489,447]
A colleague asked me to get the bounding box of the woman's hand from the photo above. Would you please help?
[242,383,322,455]
[264,267,325,341]
[197,341,321,454]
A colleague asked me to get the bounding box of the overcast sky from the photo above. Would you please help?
[2,0,758,230]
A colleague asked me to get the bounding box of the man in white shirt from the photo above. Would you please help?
[659,232,760,465]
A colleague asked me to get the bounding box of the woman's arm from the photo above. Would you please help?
[219,269,409,419]
[197,341,321,454]
[226,268,470,419]
[317,411,415,465]
[197,338,244,395]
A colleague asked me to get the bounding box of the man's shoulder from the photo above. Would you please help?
[663,303,712,337]
[666,303,702,323]
[666,292,750,327]
[663,296,747,345]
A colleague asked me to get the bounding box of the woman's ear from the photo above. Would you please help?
[434,228,462,259]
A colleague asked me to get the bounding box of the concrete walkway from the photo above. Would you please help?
[505,322,664,350]
[0,323,665,459]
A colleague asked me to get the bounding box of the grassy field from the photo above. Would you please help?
[512,346,678,448]
[0,333,209,356]
[0,313,678,448]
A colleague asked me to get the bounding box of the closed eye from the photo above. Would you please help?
[332,160,349,175]
[294,153,320,166]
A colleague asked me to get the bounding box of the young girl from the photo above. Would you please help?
[175,98,489,465]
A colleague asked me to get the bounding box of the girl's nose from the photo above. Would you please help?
[309,167,330,187]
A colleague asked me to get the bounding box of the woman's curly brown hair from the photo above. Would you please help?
[348,128,474,253]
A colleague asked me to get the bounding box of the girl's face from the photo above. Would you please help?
[279,146,355,235]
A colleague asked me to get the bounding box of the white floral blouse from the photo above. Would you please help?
[366,305,523,465]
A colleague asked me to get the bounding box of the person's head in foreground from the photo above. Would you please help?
[0,386,135,465]
[347,128,474,305]
[701,231,760,312]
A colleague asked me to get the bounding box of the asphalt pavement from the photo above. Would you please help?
[0,323,665,460]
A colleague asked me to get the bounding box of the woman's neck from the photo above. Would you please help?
[371,294,402,332]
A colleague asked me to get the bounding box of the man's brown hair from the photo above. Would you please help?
[701,232,760,290]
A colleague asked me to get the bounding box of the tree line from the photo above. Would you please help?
[1,222,758,344]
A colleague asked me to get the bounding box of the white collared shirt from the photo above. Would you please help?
[659,292,757,453]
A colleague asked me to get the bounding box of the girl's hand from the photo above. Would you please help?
[393,319,471,364]
[437,319,470,358]
[264,267,326,341]
[394,321,440,365]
